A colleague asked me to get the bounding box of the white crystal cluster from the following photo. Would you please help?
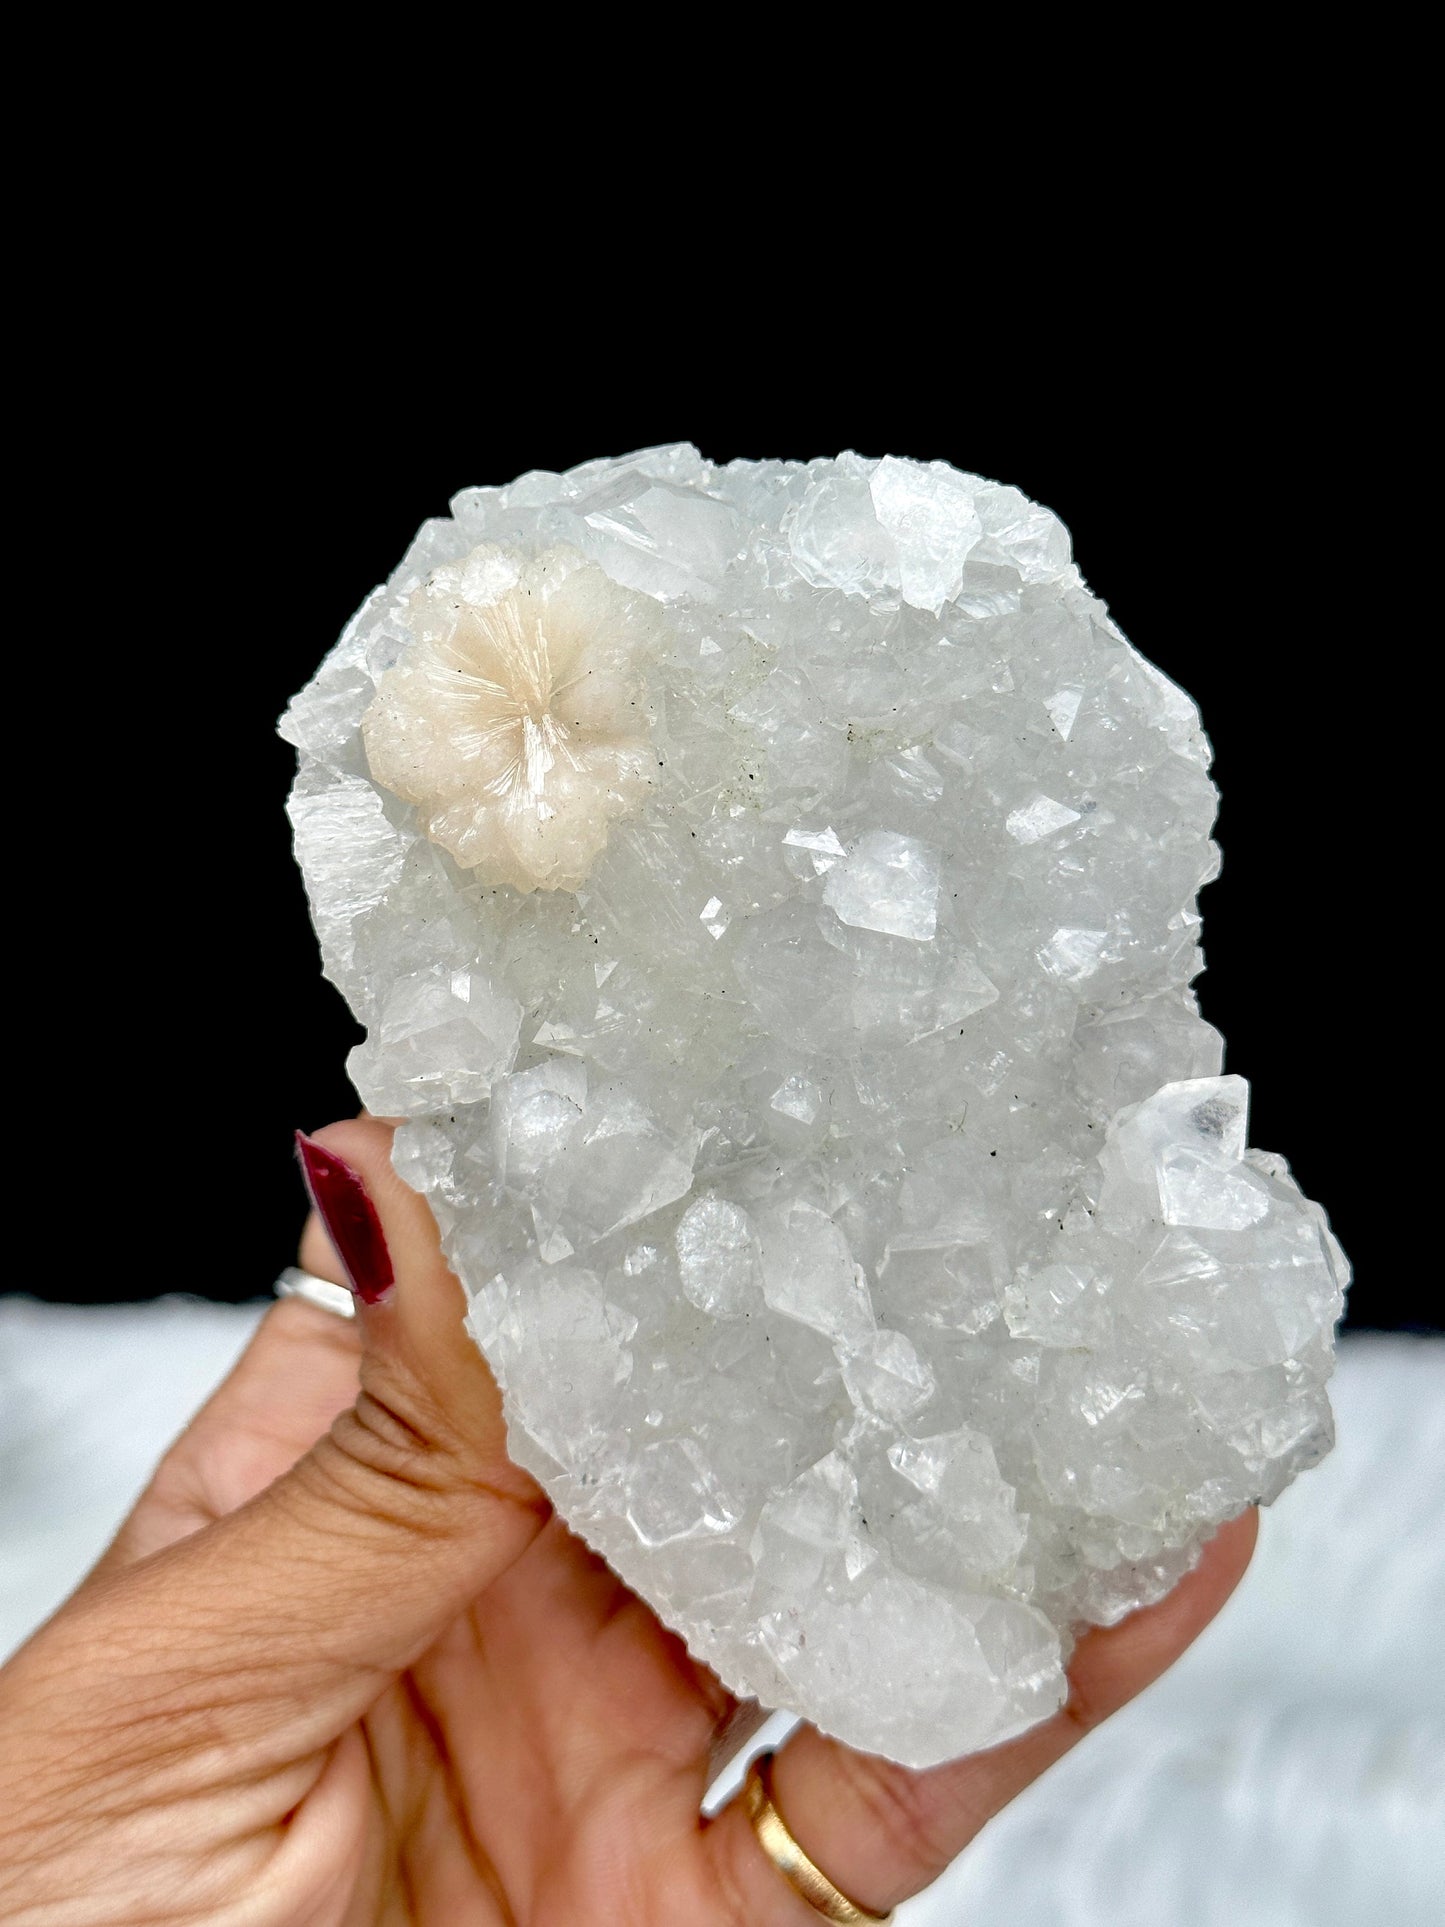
[282,447,1346,1768]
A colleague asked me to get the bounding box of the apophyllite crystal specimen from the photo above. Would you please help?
[282,447,1346,1768]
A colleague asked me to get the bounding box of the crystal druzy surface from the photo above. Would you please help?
[282,447,1346,1767]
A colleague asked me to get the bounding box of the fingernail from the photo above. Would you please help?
[294,1132,395,1305]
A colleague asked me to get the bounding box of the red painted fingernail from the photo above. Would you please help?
[294,1132,395,1305]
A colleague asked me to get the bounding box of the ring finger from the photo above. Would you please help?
[705,1510,1257,1920]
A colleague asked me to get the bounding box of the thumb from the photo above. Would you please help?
[293,1112,534,1526]
[14,1117,549,1777]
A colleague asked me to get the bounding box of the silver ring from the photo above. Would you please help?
[274,1266,356,1319]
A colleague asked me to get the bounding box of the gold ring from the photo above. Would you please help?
[742,1751,893,1924]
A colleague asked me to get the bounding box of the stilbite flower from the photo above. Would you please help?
[362,546,660,891]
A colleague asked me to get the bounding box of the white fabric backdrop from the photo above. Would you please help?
[2,1303,1441,1924]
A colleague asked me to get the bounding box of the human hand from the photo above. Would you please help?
[0,1116,1257,1924]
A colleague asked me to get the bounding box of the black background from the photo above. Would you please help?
[44,347,1409,1330]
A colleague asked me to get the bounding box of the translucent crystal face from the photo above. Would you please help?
[361,548,659,892]
[282,447,1346,1769]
